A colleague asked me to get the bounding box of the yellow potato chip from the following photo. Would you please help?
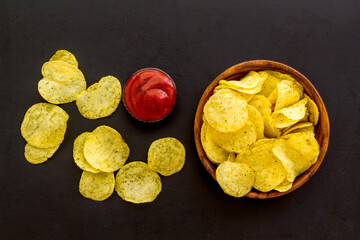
[290,126,315,135]
[21,103,68,148]
[248,95,272,117]
[73,132,100,173]
[236,139,286,192]
[209,121,257,154]
[274,80,301,111]
[84,125,129,172]
[266,70,304,96]
[263,114,281,138]
[79,171,115,201]
[226,152,236,162]
[219,71,267,94]
[274,179,293,192]
[76,76,122,119]
[38,60,86,104]
[247,105,264,139]
[272,98,308,128]
[201,121,229,164]
[272,131,320,182]
[24,143,59,164]
[50,50,78,67]
[214,85,254,102]
[282,122,314,136]
[147,137,186,176]
[204,89,248,132]
[115,161,161,204]
[258,72,282,97]
[304,94,319,125]
[216,161,255,197]
[267,88,278,106]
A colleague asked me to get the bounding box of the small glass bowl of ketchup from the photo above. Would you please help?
[123,68,177,122]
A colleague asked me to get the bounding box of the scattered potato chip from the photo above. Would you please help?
[84,125,129,172]
[38,60,86,104]
[79,171,115,201]
[147,137,185,176]
[201,121,229,164]
[236,139,286,192]
[76,76,122,119]
[214,85,254,102]
[216,161,255,197]
[209,121,257,154]
[272,132,319,182]
[282,122,314,136]
[247,105,264,139]
[274,80,301,111]
[73,132,100,173]
[304,94,319,125]
[50,50,78,67]
[24,143,59,164]
[272,98,307,128]
[204,89,248,132]
[21,103,68,148]
[115,161,161,204]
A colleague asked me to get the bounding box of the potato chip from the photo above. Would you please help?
[76,76,122,119]
[204,89,248,132]
[24,143,59,164]
[216,161,255,197]
[84,125,129,172]
[201,121,229,164]
[79,171,115,201]
[272,131,320,182]
[263,115,281,138]
[247,105,264,139]
[274,80,301,111]
[147,137,185,176]
[226,152,236,162]
[272,98,307,128]
[266,70,304,95]
[209,121,257,154]
[282,122,313,136]
[290,126,315,135]
[248,95,272,117]
[214,85,254,102]
[258,72,282,97]
[50,50,78,67]
[115,161,161,204]
[267,88,278,106]
[73,132,100,173]
[38,60,86,104]
[219,71,267,94]
[274,179,293,192]
[304,94,319,125]
[21,103,68,148]
[236,139,286,192]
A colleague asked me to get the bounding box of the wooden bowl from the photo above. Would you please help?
[194,60,330,199]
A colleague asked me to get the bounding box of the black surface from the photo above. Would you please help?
[1,0,359,239]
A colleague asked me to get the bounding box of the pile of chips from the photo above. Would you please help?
[202,70,320,197]
[20,50,186,204]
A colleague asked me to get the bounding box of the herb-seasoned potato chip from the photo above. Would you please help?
[21,103,68,148]
[282,122,314,136]
[266,70,303,95]
[272,98,308,128]
[204,89,248,132]
[214,85,254,102]
[115,161,161,204]
[148,137,185,176]
[219,71,267,95]
[216,161,255,197]
[201,121,229,164]
[304,94,319,125]
[258,72,282,97]
[84,125,129,172]
[73,132,100,173]
[236,139,286,192]
[247,105,264,139]
[272,131,320,182]
[24,143,59,164]
[50,50,78,67]
[209,121,257,154]
[79,171,115,201]
[248,95,272,116]
[274,179,293,192]
[38,60,86,104]
[76,76,121,119]
[274,80,301,111]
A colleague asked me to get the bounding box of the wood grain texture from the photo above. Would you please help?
[194,60,330,199]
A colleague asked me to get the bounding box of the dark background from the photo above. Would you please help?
[1,0,359,239]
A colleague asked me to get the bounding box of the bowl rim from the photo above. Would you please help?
[194,60,330,199]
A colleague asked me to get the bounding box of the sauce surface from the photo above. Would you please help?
[123,68,176,122]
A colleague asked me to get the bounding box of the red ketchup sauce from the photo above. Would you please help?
[123,68,176,122]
